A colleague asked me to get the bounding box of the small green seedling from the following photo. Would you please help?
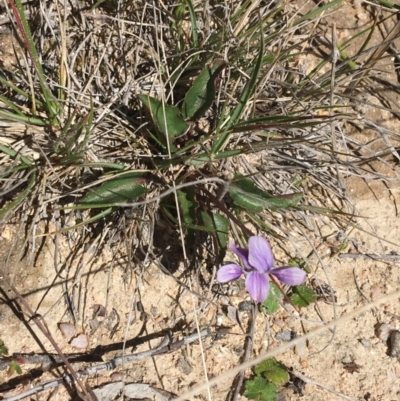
[243,358,290,401]
[0,339,8,355]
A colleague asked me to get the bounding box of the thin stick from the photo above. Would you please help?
[339,253,400,260]
[291,369,359,401]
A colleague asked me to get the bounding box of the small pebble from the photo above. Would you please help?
[341,355,353,364]
[360,339,371,348]
[176,355,193,375]
[276,330,293,342]
[273,319,286,329]
[111,373,124,382]
[238,301,253,312]
[389,330,400,360]
[320,225,332,237]
[295,340,308,358]
[377,323,394,342]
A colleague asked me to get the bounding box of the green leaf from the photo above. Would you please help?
[0,339,8,356]
[80,172,148,205]
[255,358,289,386]
[0,143,33,167]
[54,207,114,233]
[178,188,197,245]
[139,95,189,143]
[262,283,282,315]
[181,59,226,120]
[293,0,343,26]
[372,0,400,9]
[178,188,197,225]
[8,360,22,376]
[200,211,229,251]
[290,285,316,307]
[229,177,302,212]
[243,377,278,401]
[185,0,199,49]
[0,170,36,218]
[13,0,59,121]
[184,153,211,166]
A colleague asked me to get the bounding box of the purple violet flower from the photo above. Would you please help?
[217,236,306,303]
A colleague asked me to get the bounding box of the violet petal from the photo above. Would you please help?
[245,271,270,303]
[247,236,274,273]
[217,264,243,283]
[271,266,307,286]
[229,243,250,268]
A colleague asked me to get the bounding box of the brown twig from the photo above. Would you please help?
[229,304,256,401]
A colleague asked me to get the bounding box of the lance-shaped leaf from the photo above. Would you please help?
[181,59,226,120]
[200,211,229,251]
[139,95,189,143]
[229,177,302,212]
[178,188,197,246]
[80,172,148,206]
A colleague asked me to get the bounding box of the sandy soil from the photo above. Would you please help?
[1,172,400,401]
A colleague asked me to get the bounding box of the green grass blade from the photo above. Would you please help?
[0,76,45,108]
[0,144,33,167]
[0,95,28,118]
[0,170,36,217]
[52,208,114,233]
[12,0,58,120]
[0,109,48,125]
[293,0,343,26]
[371,0,400,10]
[185,0,199,50]
[212,22,264,154]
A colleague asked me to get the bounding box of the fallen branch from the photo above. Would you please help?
[2,328,211,401]
[0,352,91,371]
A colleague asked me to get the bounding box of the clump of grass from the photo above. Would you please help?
[1,1,396,262]
[1,0,400,399]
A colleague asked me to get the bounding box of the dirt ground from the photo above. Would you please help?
[2,1,400,401]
